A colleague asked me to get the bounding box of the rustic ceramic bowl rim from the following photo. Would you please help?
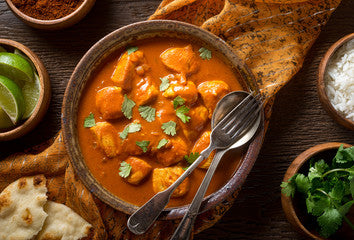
[0,38,51,141]
[62,20,264,219]
[5,0,95,25]
[281,142,352,239]
[317,33,354,130]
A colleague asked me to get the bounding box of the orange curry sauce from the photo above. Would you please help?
[78,38,243,207]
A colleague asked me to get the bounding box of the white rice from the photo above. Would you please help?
[325,38,354,121]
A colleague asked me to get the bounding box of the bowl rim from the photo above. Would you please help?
[62,19,264,219]
[5,0,96,29]
[317,33,354,131]
[0,38,51,141]
[281,142,353,239]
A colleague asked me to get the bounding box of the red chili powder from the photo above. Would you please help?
[11,0,84,20]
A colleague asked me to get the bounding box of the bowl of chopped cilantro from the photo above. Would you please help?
[281,142,354,239]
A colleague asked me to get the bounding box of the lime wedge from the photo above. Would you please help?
[0,52,34,86]
[0,107,14,130]
[22,73,41,119]
[0,46,6,52]
[14,49,36,73]
[0,75,24,124]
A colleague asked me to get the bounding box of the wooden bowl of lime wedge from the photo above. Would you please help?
[0,39,51,141]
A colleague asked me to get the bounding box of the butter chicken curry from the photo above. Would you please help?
[78,38,244,207]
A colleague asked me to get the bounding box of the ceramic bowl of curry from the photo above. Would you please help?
[62,20,264,219]
[5,0,96,30]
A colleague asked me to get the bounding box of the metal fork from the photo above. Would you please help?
[127,92,262,236]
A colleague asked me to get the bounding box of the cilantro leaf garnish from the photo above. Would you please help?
[280,145,354,238]
[199,47,212,60]
[127,46,138,55]
[157,139,168,149]
[161,121,177,136]
[84,113,96,128]
[159,76,170,91]
[122,95,135,119]
[173,96,185,109]
[119,161,132,178]
[136,141,150,153]
[139,106,156,122]
[184,152,200,165]
[176,105,191,123]
[119,122,141,139]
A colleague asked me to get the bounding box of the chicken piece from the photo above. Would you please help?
[96,86,124,120]
[90,122,119,158]
[152,166,190,198]
[155,137,188,166]
[124,157,152,185]
[160,45,200,76]
[163,81,198,105]
[135,64,150,77]
[191,131,215,169]
[197,80,231,118]
[134,76,159,105]
[181,105,209,141]
[111,50,146,90]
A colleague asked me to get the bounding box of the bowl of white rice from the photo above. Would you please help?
[318,33,354,130]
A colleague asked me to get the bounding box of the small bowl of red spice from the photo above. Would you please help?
[5,0,96,30]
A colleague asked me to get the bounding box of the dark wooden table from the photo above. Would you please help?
[1,0,353,239]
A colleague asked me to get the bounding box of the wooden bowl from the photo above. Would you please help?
[5,0,96,30]
[62,20,264,219]
[281,142,353,239]
[0,39,51,141]
[317,33,354,131]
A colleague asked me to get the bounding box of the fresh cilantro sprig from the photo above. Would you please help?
[199,47,212,60]
[139,106,155,122]
[120,122,141,139]
[173,96,185,109]
[157,139,168,149]
[119,161,132,178]
[176,105,191,123]
[183,152,200,170]
[84,113,96,128]
[161,121,177,136]
[136,141,150,153]
[159,76,170,91]
[281,145,354,238]
[122,95,135,119]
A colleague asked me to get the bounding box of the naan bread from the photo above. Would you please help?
[35,201,93,240]
[0,175,48,240]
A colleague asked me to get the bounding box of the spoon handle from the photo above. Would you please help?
[170,149,225,240]
[127,146,214,235]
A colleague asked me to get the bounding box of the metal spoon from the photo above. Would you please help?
[170,91,263,240]
[128,91,262,235]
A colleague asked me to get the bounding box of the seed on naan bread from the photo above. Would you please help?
[0,175,48,240]
[35,201,93,240]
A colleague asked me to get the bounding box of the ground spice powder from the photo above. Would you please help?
[12,0,84,20]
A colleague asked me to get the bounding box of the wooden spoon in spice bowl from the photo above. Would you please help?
[5,0,96,30]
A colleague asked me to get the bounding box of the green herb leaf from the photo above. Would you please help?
[317,208,342,238]
[127,46,138,55]
[333,145,354,164]
[281,174,298,198]
[329,181,345,202]
[184,152,200,165]
[136,141,150,153]
[308,159,329,181]
[199,47,212,60]
[84,113,96,128]
[119,161,132,178]
[157,139,168,149]
[306,195,330,216]
[338,200,354,216]
[139,106,156,122]
[161,121,177,136]
[176,106,191,123]
[159,76,170,91]
[119,122,141,139]
[122,95,136,119]
[173,96,185,109]
[295,174,311,194]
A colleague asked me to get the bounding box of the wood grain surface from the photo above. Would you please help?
[0,0,353,239]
